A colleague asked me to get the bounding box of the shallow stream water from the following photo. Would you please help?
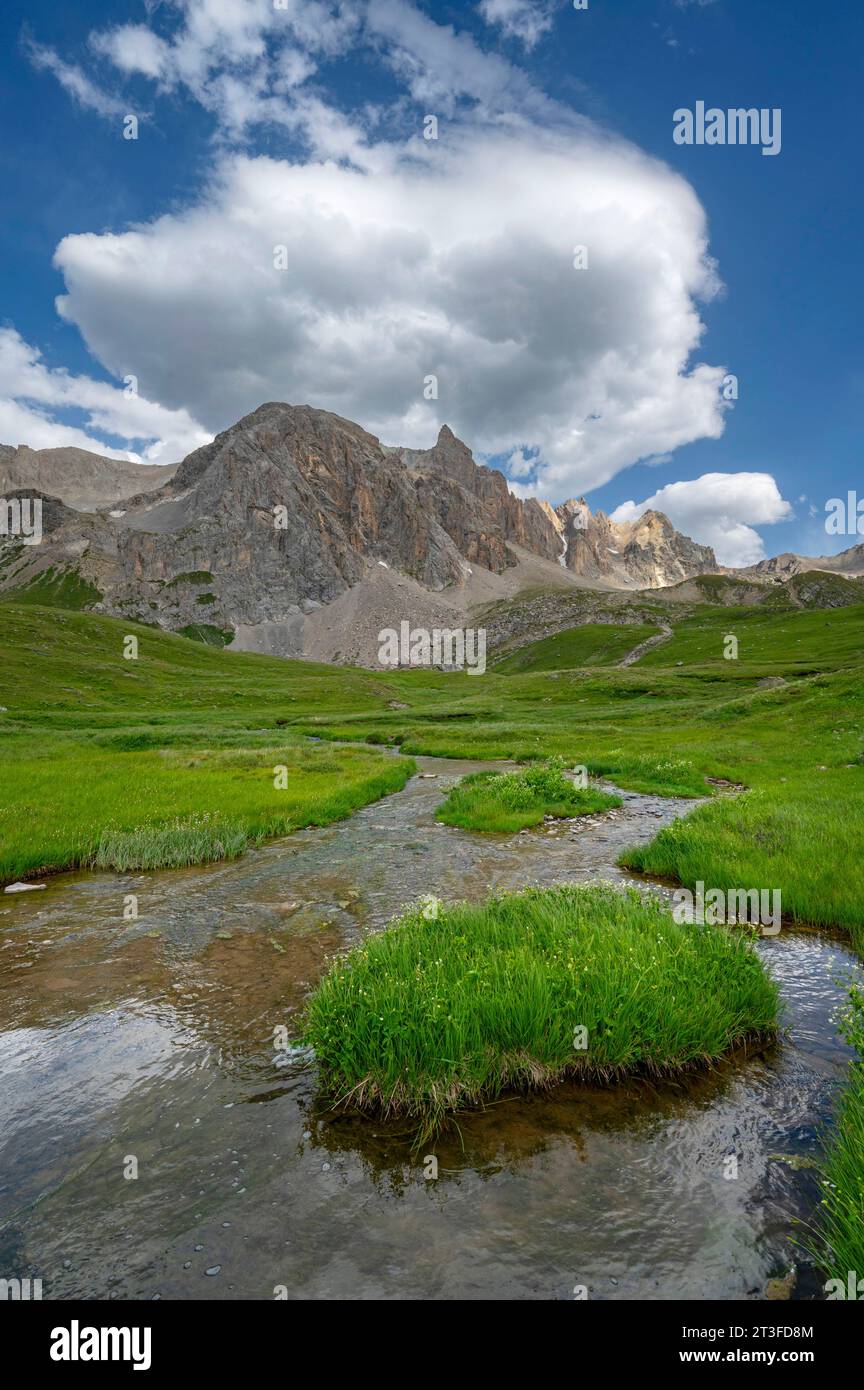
[0,755,855,1300]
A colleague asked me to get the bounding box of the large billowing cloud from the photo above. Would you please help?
[53,119,727,491]
[611,472,793,566]
[18,0,734,493]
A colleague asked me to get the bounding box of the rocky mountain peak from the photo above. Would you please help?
[1,401,728,655]
[552,496,716,589]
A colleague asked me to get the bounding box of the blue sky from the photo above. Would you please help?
[0,0,860,565]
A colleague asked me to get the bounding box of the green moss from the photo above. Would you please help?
[165,570,214,587]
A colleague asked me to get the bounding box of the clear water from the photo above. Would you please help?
[0,757,854,1300]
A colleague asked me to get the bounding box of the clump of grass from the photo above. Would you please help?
[92,814,249,870]
[815,980,864,1293]
[165,570,214,588]
[436,758,622,833]
[619,785,864,948]
[304,883,779,1138]
[585,751,708,798]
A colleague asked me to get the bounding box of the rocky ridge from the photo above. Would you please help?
[0,402,780,662]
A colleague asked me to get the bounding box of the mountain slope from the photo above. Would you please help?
[0,401,752,661]
[0,444,177,511]
[740,545,864,580]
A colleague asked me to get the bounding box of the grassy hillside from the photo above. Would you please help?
[1,599,863,944]
[0,604,417,881]
[635,604,864,672]
[490,602,864,679]
[0,603,408,721]
[491,622,659,672]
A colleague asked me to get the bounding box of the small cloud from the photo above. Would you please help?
[25,38,127,118]
[477,0,555,51]
[90,25,173,83]
[610,471,793,566]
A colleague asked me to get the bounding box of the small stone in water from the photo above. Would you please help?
[205,1266,221,1277]
[764,1269,795,1300]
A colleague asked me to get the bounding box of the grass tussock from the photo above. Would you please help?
[816,981,864,1293]
[304,883,779,1138]
[92,814,249,871]
[435,759,622,833]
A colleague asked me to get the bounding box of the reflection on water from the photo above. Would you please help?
[0,756,855,1300]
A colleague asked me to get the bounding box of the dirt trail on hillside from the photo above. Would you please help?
[618,622,673,667]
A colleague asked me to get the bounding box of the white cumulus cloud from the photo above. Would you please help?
[610,472,793,566]
[52,120,727,495]
[19,0,733,500]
